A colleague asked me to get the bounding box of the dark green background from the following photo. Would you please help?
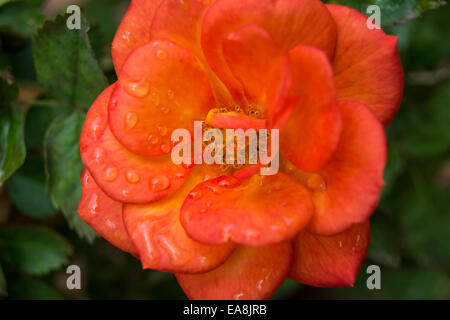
[0,0,449,299]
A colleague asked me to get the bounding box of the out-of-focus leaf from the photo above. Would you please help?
[400,80,450,158]
[0,264,6,296]
[271,278,302,300]
[0,0,12,8]
[7,276,62,300]
[7,158,55,219]
[367,213,401,268]
[25,105,70,151]
[0,78,26,187]
[394,165,450,269]
[33,14,107,111]
[0,226,73,276]
[326,0,446,27]
[382,268,450,299]
[380,145,405,200]
[0,0,45,37]
[0,75,18,106]
[44,112,97,242]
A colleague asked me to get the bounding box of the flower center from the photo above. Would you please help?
[202,106,269,174]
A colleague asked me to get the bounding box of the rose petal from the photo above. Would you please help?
[222,24,289,112]
[202,0,337,103]
[111,0,163,73]
[109,40,215,158]
[327,4,403,125]
[290,220,370,287]
[80,84,192,204]
[177,243,293,300]
[280,45,342,172]
[181,173,313,246]
[307,100,386,235]
[123,166,234,273]
[78,169,137,255]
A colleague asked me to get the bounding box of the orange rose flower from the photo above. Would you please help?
[78,0,403,299]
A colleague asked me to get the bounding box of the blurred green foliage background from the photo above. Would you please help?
[0,0,449,300]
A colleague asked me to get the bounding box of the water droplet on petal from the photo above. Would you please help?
[151,175,170,191]
[91,117,102,140]
[338,240,343,248]
[105,219,117,229]
[160,144,170,153]
[158,126,168,137]
[155,48,168,60]
[151,91,160,106]
[125,170,140,184]
[124,112,138,130]
[167,89,175,100]
[148,135,159,145]
[188,191,202,200]
[160,105,170,114]
[215,176,240,188]
[88,194,99,215]
[110,97,118,109]
[307,173,327,191]
[124,79,150,98]
[93,148,105,163]
[122,189,130,197]
[200,208,207,214]
[104,165,118,181]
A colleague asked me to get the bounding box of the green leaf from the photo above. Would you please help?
[44,112,97,242]
[25,105,70,151]
[0,0,12,8]
[400,80,450,158]
[0,226,73,276]
[0,264,6,296]
[7,158,55,219]
[7,276,62,300]
[0,78,26,187]
[382,268,450,299]
[0,0,45,37]
[33,13,107,111]
[326,0,446,27]
[367,213,401,268]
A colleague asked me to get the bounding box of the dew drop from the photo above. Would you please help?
[124,112,138,130]
[338,240,343,248]
[158,126,168,137]
[151,91,160,106]
[151,175,170,191]
[147,135,159,145]
[167,89,175,100]
[110,97,118,109]
[88,194,99,215]
[160,143,170,153]
[188,191,202,200]
[215,176,240,188]
[122,189,130,197]
[104,165,118,181]
[156,48,168,60]
[105,219,117,230]
[93,147,105,163]
[200,208,207,214]
[124,79,150,98]
[160,106,170,114]
[125,170,140,184]
[306,173,327,191]
[91,117,102,140]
